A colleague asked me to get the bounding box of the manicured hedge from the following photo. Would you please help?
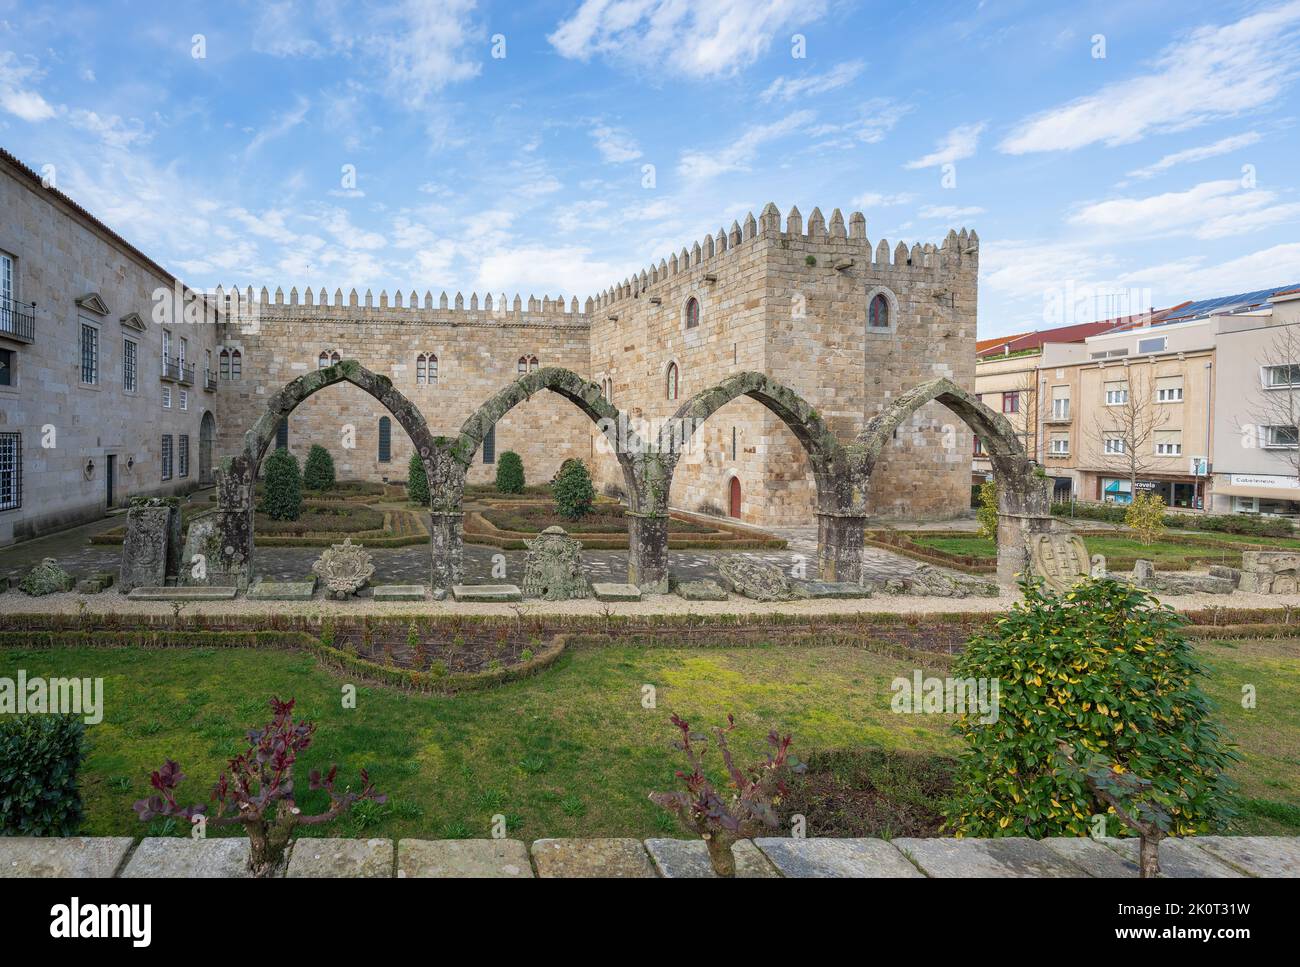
[0,715,85,836]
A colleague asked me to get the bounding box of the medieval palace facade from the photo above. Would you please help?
[0,147,978,546]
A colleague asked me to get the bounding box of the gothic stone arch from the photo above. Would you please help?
[855,376,1052,583]
[434,366,666,590]
[668,371,868,582]
[212,360,440,588]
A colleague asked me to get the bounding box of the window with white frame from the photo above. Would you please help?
[1050,385,1069,420]
[416,352,438,384]
[0,432,20,510]
[179,389,188,411]
[1264,425,1299,449]
[162,385,171,408]
[1264,364,1300,388]
[123,338,138,393]
[1049,434,1069,456]
[0,251,14,335]
[1154,430,1182,456]
[80,323,98,384]
[1155,376,1183,402]
[1104,381,1128,405]
[1104,435,1126,454]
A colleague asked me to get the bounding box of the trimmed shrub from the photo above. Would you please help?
[552,459,595,520]
[261,448,303,521]
[495,451,525,494]
[407,452,429,505]
[303,444,336,491]
[1125,491,1167,545]
[943,578,1238,839]
[976,481,998,541]
[0,715,85,835]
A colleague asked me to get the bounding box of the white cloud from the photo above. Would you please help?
[548,0,825,79]
[69,110,150,148]
[476,244,623,295]
[0,51,55,121]
[677,110,813,181]
[918,204,985,220]
[1001,3,1300,154]
[761,60,864,102]
[1115,242,1300,298]
[244,97,310,156]
[379,0,481,104]
[1069,179,1297,239]
[590,124,642,163]
[806,98,910,146]
[1127,131,1262,179]
[851,191,914,208]
[904,121,986,169]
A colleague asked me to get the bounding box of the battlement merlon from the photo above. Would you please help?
[594,202,978,309]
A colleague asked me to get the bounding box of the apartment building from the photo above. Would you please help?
[976,285,1300,515]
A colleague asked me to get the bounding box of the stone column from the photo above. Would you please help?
[816,510,868,583]
[119,501,176,592]
[626,510,669,593]
[212,457,255,590]
[429,510,464,592]
[993,460,1054,585]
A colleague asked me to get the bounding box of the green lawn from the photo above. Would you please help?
[912,533,1248,571]
[3,634,1295,840]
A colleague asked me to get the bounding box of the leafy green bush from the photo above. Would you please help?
[303,444,336,491]
[407,452,429,505]
[1054,500,1295,538]
[495,451,525,494]
[552,459,595,520]
[261,448,303,521]
[944,578,1238,839]
[1125,492,1166,545]
[976,481,998,541]
[0,715,85,835]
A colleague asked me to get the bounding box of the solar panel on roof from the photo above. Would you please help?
[1161,283,1300,322]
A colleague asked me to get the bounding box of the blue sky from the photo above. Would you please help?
[2,0,1299,338]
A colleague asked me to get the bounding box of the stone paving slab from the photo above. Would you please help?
[801,581,872,599]
[753,838,923,877]
[1040,837,1140,877]
[121,837,255,878]
[1098,838,1245,878]
[373,584,427,601]
[893,837,1086,878]
[452,583,522,603]
[591,582,641,602]
[676,579,729,601]
[397,839,533,878]
[531,838,656,878]
[644,838,778,878]
[248,579,316,601]
[1193,836,1300,877]
[0,836,134,878]
[126,586,237,601]
[286,838,392,878]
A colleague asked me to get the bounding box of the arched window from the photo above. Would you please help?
[318,352,329,369]
[228,349,241,380]
[666,362,679,401]
[517,354,538,374]
[219,349,230,380]
[684,296,700,329]
[601,376,613,403]
[416,352,437,384]
[868,292,890,329]
[378,416,391,463]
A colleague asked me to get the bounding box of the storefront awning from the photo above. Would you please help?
[1214,483,1298,500]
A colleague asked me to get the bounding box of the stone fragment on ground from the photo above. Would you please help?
[121,837,256,878]
[126,585,237,600]
[19,557,74,596]
[286,838,392,877]
[531,838,656,878]
[312,537,375,599]
[452,583,522,602]
[0,837,133,878]
[397,839,533,878]
[873,564,997,598]
[643,838,777,878]
[75,571,115,594]
[893,836,1086,877]
[754,837,923,877]
[522,526,590,600]
[675,578,728,601]
[248,578,316,600]
[717,556,807,602]
[800,580,871,599]
[591,582,641,602]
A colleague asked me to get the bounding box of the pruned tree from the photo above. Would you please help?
[1241,323,1300,477]
[1089,370,1168,497]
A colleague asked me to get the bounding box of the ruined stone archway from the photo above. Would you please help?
[667,371,867,581]
[435,366,665,590]
[855,376,1051,582]
[211,360,440,589]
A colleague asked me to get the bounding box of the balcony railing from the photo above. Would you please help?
[0,297,36,343]
[204,368,217,391]
[177,361,195,385]
[161,356,180,381]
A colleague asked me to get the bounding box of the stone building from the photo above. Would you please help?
[0,148,221,546]
[1,142,980,545]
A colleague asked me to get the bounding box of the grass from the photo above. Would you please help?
[911,533,1251,571]
[2,633,1294,841]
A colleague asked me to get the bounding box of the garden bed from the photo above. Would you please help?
[465,499,786,550]
[92,502,428,548]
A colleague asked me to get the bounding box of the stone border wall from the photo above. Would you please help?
[2,835,1293,878]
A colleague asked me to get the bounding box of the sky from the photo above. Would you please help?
[1,0,1299,338]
